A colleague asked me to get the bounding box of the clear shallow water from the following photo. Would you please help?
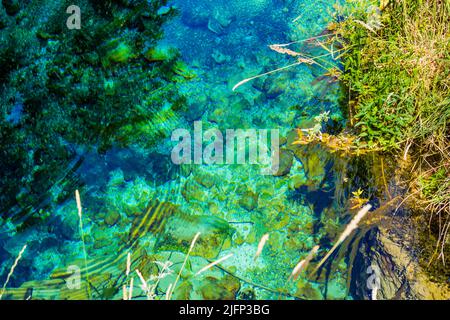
[1,0,354,300]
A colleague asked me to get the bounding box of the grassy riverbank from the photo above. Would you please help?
[333,0,449,280]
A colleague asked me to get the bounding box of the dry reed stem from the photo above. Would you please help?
[271,34,334,47]
[122,285,128,300]
[289,245,319,281]
[135,269,148,292]
[312,204,372,275]
[195,254,234,276]
[254,233,269,261]
[167,232,201,300]
[75,190,82,219]
[128,277,134,300]
[165,283,172,300]
[354,19,378,34]
[269,44,303,57]
[126,252,131,277]
[232,61,304,91]
[74,190,91,299]
[232,43,347,92]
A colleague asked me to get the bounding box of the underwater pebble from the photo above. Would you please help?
[104,211,120,227]
[273,149,294,177]
[238,190,259,211]
[200,275,240,300]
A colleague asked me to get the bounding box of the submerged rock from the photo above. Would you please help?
[185,100,206,122]
[238,190,259,211]
[263,208,290,231]
[259,73,290,100]
[207,17,225,35]
[182,180,207,203]
[156,214,234,259]
[128,200,178,244]
[200,275,240,300]
[172,60,197,79]
[352,216,450,300]
[211,49,230,64]
[194,171,216,189]
[104,211,120,226]
[157,6,172,16]
[295,280,324,300]
[273,149,294,177]
[286,132,330,190]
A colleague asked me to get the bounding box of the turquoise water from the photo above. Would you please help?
[0,0,357,300]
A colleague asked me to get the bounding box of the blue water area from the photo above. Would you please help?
[0,0,354,300]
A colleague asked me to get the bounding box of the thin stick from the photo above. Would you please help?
[165,283,172,300]
[312,204,372,275]
[195,254,234,276]
[211,262,302,300]
[271,34,334,46]
[380,158,392,199]
[0,244,27,300]
[75,190,91,299]
[288,245,320,281]
[135,269,148,292]
[167,232,201,300]
[254,233,269,260]
[232,47,349,92]
[122,285,128,300]
[232,61,304,91]
[126,252,131,277]
[128,277,134,300]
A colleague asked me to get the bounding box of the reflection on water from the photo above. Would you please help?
[0,0,357,300]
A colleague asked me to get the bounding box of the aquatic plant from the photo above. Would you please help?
[231,37,329,92]
[349,188,369,209]
[289,245,319,281]
[277,0,450,283]
[292,124,379,157]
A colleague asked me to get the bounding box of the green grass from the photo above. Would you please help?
[328,0,450,278]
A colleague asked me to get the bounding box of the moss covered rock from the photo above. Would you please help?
[156,214,234,259]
